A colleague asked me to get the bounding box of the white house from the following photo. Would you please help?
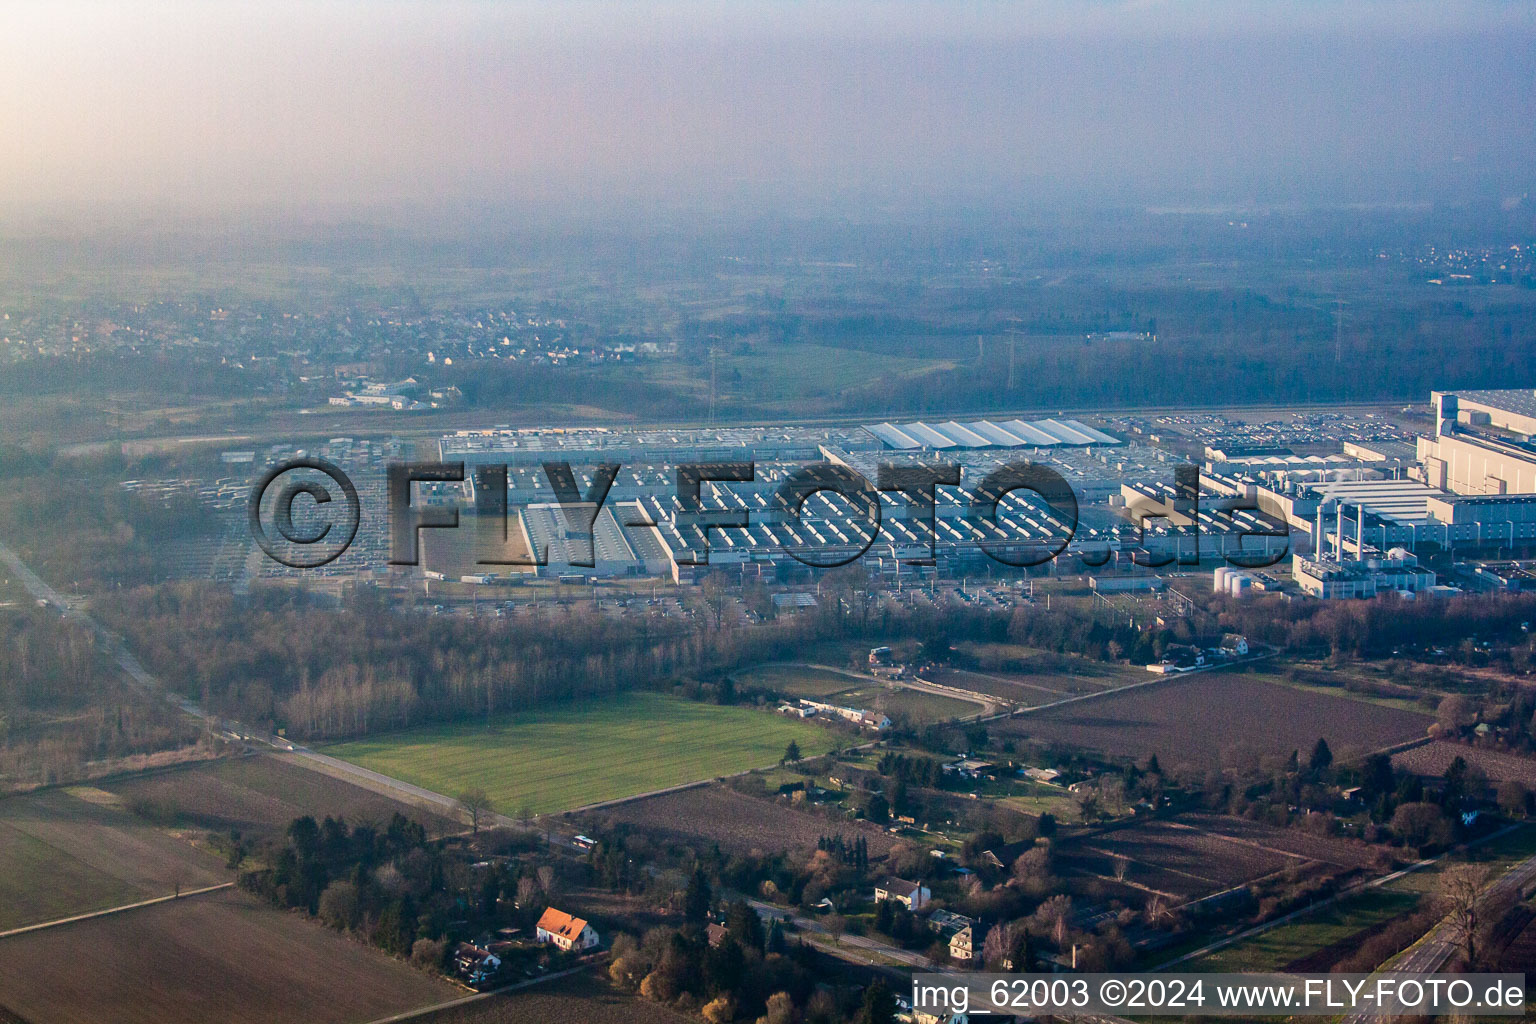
[536,907,600,951]
[874,877,930,911]
[1220,633,1250,657]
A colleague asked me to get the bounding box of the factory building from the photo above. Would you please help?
[1417,390,1536,494]
[862,418,1120,450]
[1292,549,1437,600]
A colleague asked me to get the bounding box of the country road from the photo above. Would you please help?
[0,883,235,941]
[1339,843,1536,1024]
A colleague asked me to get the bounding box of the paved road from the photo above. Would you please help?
[1154,823,1529,971]
[746,898,937,971]
[1340,845,1536,1024]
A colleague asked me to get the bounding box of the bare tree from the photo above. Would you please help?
[458,787,494,834]
[1441,864,1490,968]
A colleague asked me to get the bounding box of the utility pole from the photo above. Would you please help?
[1333,299,1345,365]
[708,347,718,426]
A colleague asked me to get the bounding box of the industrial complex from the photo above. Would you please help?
[148,388,1536,600]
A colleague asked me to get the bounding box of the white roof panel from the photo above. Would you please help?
[1035,418,1098,445]
[999,419,1063,445]
[1058,419,1120,445]
[967,420,1030,447]
[934,421,992,447]
[900,421,960,449]
[864,422,923,449]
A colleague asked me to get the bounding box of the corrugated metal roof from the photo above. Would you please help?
[999,419,1066,446]
[901,421,960,448]
[1034,418,1098,445]
[934,421,992,447]
[1058,419,1119,445]
[864,422,923,449]
[967,420,1030,446]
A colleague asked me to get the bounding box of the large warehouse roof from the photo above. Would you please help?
[862,418,1119,450]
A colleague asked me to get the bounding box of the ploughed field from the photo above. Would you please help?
[322,692,831,817]
[1056,811,1379,905]
[0,786,228,932]
[578,781,900,857]
[426,968,693,1024]
[1392,740,1536,787]
[998,672,1430,773]
[0,888,457,1024]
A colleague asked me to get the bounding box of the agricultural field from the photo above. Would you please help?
[733,663,867,698]
[1191,889,1422,973]
[998,671,1431,773]
[949,642,1145,689]
[425,970,692,1024]
[0,786,229,932]
[1056,812,1378,906]
[0,889,457,1024]
[577,781,900,858]
[733,663,982,722]
[104,752,460,840]
[925,666,1075,706]
[1392,741,1536,788]
[322,692,832,817]
[829,684,982,724]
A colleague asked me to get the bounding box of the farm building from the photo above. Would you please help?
[874,877,930,911]
[535,907,599,951]
[800,699,891,730]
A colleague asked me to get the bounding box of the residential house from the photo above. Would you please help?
[451,943,502,985]
[948,925,978,965]
[861,711,893,731]
[535,907,600,951]
[1220,633,1250,657]
[942,759,996,780]
[874,877,930,911]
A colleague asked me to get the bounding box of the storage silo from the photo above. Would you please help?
[1213,566,1231,593]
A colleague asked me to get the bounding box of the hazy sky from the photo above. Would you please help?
[2,1,1533,215]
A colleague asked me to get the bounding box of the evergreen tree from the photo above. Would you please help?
[684,867,713,929]
[1309,738,1333,772]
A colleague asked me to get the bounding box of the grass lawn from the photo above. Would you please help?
[321,692,833,816]
[1193,889,1421,973]
[1253,671,1432,714]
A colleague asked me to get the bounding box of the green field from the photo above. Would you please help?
[1192,889,1420,972]
[321,692,833,816]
